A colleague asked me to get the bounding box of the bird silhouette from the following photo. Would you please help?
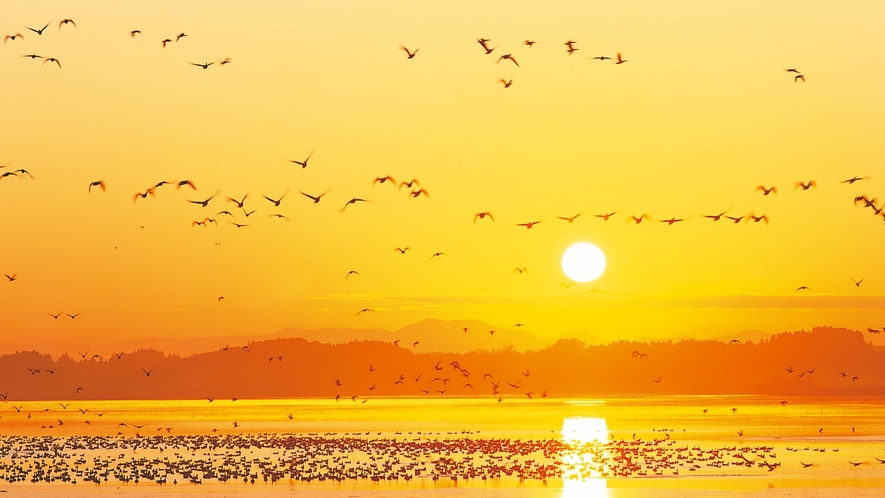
[477,38,495,54]
[300,189,330,203]
[340,198,369,212]
[499,79,513,88]
[400,46,419,59]
[394,247,410,254]
[28,23,50,35]
[226,193,248,208]
[187,192,218,207]
[497,54,519,66]
[141,367,154,377]
[5,274,18,282]
[289,150,314,168]
[615,52,627,64]
[4,33,25,43]
[59,19,77,30]
[796,180,816,190]
[176,33,187,41]
[516,221,541,229]
[190,61,214,69]
[851,277,865,287]
[556,212,583,223]
[756,185,777,195]
[842,176,869,184]
[523,40,535,48]
[474,212,495,223]
[373,176,396,186]
[262,190,289,206]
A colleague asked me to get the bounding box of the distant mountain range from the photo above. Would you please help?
[6,318,846,361]
[2,326,883,401]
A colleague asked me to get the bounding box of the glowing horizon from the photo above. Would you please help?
[1,0,883,352]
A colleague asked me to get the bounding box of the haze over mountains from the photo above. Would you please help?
[3,327,884,401]
[12,318,877,361]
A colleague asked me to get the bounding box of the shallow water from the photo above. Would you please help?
[1,396,884,496]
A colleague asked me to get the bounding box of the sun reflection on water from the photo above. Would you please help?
[561,417,610,498]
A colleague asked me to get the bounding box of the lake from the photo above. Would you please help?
[1,396,884,496]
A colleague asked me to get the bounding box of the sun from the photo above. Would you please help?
[562,243,606,282]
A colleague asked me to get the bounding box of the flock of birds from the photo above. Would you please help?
[2,13,885,490]
[0,428,881,487]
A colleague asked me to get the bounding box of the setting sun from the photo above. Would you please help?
[562,242,606,283]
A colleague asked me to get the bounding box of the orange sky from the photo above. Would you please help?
[1,0,884,351]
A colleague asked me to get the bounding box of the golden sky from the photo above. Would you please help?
[1,0,884,350]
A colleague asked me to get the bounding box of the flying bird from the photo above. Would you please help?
[176,32,187,41]
[176,180,197,190]
[851,277,865,287]
[394,247,410,254]
[796,180,816,190]
[28,23,50,35]
[499,79,513,88]
[593,55,611,61]
[161,39,172,47]
[374,176,396,186]
[43,57,61,68]
[190,62,213,69]
[660,217,684,225]
[130,30,141,37]
[615,52,627,64]
[300,189,330,203]
[89,180,107,193]
[516,221,541,229]
[400,46,419,59]
[357,308,373,315]
[477,38,494,54]
[4,33,25,43]
[289,151,314,169]
[5,274,17,282]
[59,19,77,29]
[262,190,289,206]
[523,40,535,48]
[595,211,618,221]
[141,367,154,377]
[842,176,868,184]
[497,54,519,66]
[187,193,218,207]
[226,193,248,208]
[556,212,583,223]
[133,188,156,202]
[340,198,369,212]
[474,212,495,223]
[399,179,421,190]
[749,215,769,224]
[756,185,777,195]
